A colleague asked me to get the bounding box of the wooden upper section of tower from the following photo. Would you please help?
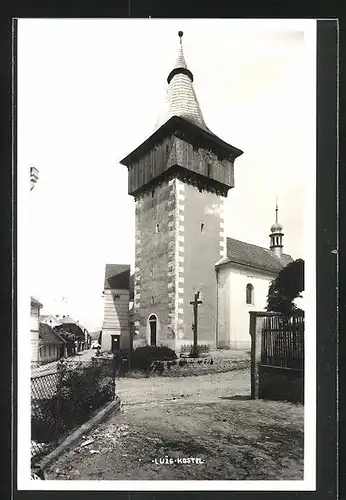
[120,31,243,199]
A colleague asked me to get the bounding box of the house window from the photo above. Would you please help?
[207,163,212,177]
[246,284,254,305]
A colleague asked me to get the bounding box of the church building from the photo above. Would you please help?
[102,32,292,354]
[216,207,292,350]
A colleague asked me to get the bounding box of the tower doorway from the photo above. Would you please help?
[149,314,157,346]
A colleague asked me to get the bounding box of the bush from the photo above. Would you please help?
[31,361,115,443]
[130,345,177,372]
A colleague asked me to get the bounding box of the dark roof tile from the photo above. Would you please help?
[31,296,43,308]
[130,273,134,300]
[104,264,131,290]
[216,237,293,273]
[39,323,64,343]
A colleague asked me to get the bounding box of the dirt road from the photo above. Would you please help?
[45,369,304,481]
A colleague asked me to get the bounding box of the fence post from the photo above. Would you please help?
[113,356,116,400]
[249,312,265,399]
[53,362,64,440]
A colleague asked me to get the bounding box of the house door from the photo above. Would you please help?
[149,315,157,346]
[111,335,120,353]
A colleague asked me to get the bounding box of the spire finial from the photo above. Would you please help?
[275,196,278,223]
[178,31,183,44]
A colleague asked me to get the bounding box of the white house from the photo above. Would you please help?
[39,314,62,328]
[30,296,43,365]
[38,323,65,364]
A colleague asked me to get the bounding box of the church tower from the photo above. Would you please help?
[120,32,243,351]
[269,198,284,257]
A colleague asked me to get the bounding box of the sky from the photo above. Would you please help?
[18,19,316,331]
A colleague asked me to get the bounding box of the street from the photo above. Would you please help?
[31,349,95,377]
[44,369,304,481]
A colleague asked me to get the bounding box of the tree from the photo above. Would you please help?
[54,325,78,356]
[267,258,304,314]
[57,322,85,340]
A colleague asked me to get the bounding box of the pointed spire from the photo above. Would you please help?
[167,31,193,83]
[154,31,209,132]
[272,197,282,232]
[175,31,187,68]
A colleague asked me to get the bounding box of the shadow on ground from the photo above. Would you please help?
[219,395,252,401]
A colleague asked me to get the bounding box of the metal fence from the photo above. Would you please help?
[260,310,304,369]
[31,357,116,464]
[180,344,210,357]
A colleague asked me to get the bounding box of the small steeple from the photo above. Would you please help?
[270,197,284,257]
[154,31,209,132]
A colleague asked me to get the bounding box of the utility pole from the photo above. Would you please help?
[190,291,203,358]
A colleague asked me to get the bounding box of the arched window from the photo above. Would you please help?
[246,284,254,305]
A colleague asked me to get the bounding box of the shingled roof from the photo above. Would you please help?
[215,237,293,274]
[39,323,65,344]
[59,315,76,324]
[104,264,131,290]
[154,38,210,133]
